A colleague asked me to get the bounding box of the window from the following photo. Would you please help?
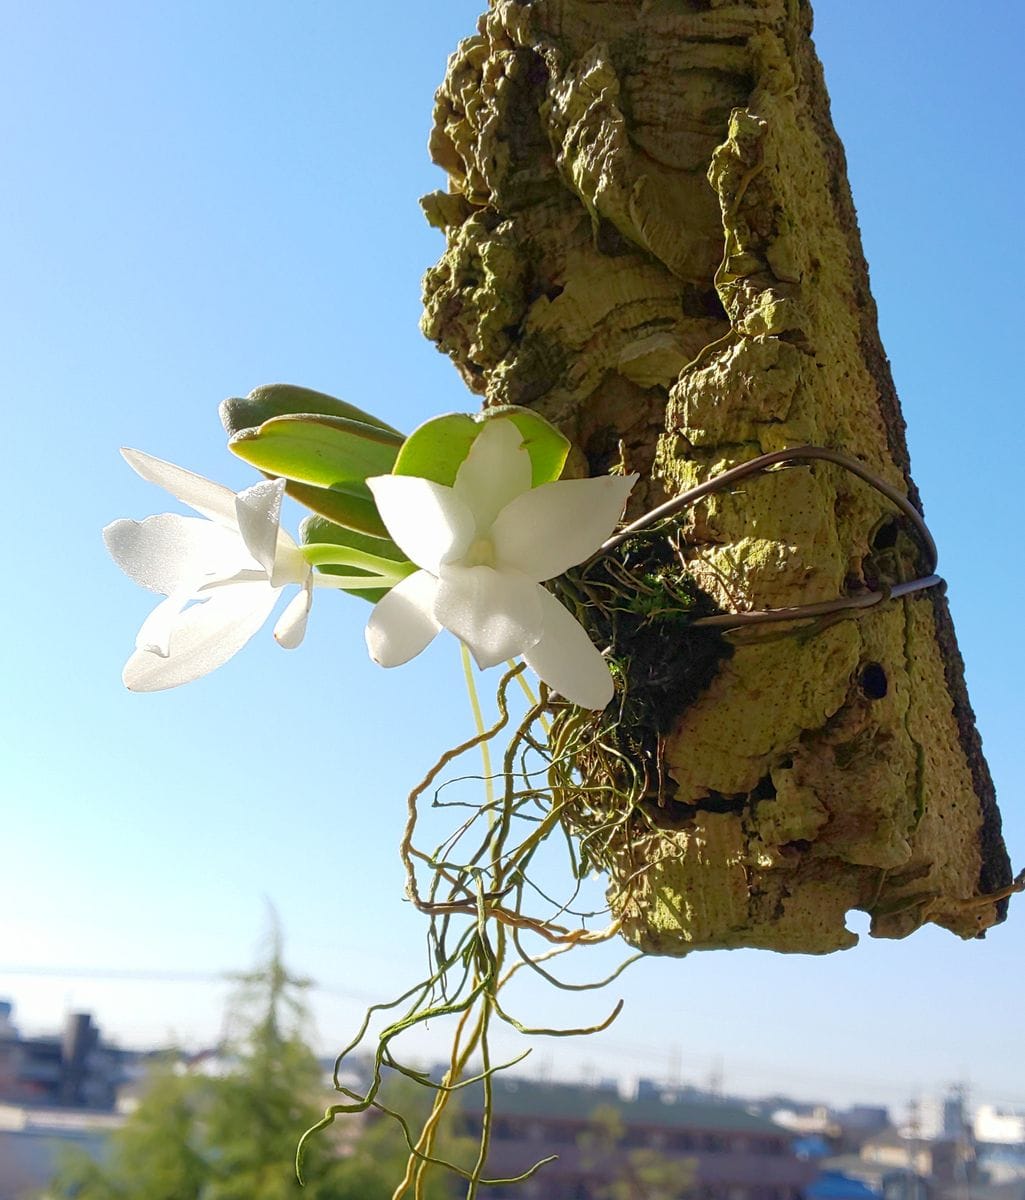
[492,1117,516,1141]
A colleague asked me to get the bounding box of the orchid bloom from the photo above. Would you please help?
[364,418,636,709]
[104,449,349,691]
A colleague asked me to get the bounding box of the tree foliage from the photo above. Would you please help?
[45,928,466,1200]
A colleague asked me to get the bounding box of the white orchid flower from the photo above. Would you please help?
[364,418,637,710]
[104,449,352,692]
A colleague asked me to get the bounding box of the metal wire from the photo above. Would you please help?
[596,445,942,630]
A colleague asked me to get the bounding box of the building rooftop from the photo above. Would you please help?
[469,1078,789,1134]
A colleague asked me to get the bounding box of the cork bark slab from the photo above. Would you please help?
[421,0,1012,954]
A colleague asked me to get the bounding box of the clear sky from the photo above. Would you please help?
[2,1,1023,1115]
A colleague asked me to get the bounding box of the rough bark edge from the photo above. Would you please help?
[796,2,1011,911]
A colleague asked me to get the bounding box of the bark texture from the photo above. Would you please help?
[420,0,1012,954]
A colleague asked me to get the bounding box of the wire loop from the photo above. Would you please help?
[596,445,942,630]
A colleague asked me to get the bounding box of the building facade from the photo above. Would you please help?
[459,1079,817,1200]
[0,1004,138,1111]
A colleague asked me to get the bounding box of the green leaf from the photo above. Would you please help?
[228,414,401,489]
[285,480,390,539]
[219,383,402,439]
[392,406,569,488]
[392,412,479,487]
[300,516,409,604]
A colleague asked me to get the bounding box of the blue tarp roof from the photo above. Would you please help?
[807,1171,880,1200]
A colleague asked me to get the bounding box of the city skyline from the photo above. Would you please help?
[1,968,1022,1116]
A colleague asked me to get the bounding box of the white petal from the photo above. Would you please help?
[523,586,614,710]
[103,514,255,594]
[367,475,475,574]
[120,449,240,527]
[235,478,285,575]
[434,565,543,670]
[121,580,279,691]
[233,477,306,588]
[365,570,442,667]
[491,474,637,582]
[135,587,194,656]
[273,586,312,649]
[453,417,532,534]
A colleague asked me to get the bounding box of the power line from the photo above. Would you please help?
[0,965,227,982]
[0,964,378,1004]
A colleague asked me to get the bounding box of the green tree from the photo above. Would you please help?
[46,927,466,1200]
[199,923,337,1200]
[48,1065,212,1200]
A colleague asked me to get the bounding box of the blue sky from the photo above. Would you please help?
[2,1,1023,1111]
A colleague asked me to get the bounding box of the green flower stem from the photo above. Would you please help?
[461,643,495,811]
[300,541,415,579]
[315,575,406,590]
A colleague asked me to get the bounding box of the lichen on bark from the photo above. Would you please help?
[420,0,1012,955]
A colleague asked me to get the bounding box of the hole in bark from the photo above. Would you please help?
[781,839,812,854]
[524,279,563,306]
[645,797,698,829]
[595,219,634,257]
[750,775,777,801]
[584,426,621,478]
[525,48,549,87]
[864,515,923,591]
[647,776,766,823]
[871,518,899,549]
[859,662,888,700]
[681,284,728,320]
[691,789,749,815]
[779,755,794,770]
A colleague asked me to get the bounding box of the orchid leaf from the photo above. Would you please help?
[284,479,390,539]
[219,383,402,440]
[393,406,569,487]
[228,414,402,491]
[392,413,478,487]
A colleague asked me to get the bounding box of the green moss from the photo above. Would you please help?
[556,530,733,807]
